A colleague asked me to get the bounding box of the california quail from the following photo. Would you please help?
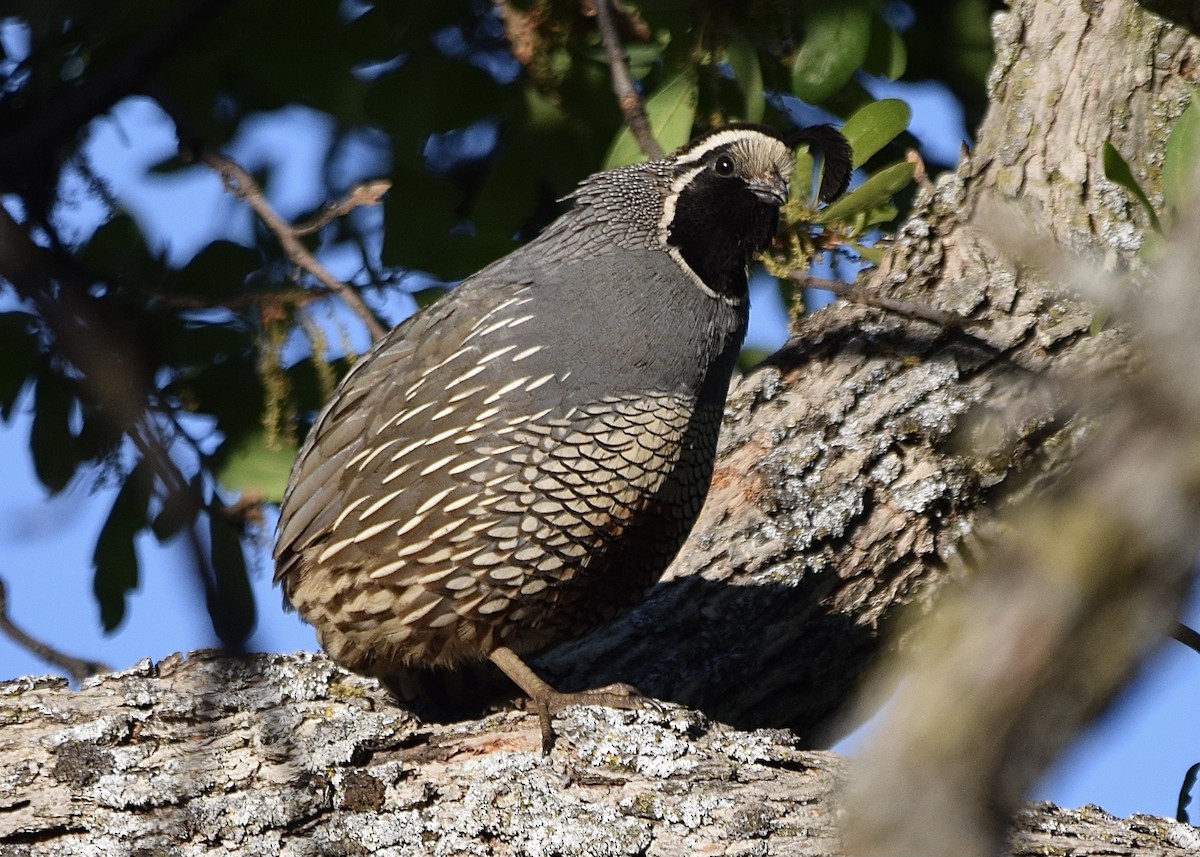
[274,123,851,751]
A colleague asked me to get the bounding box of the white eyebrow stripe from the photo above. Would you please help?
[673,129,761,165]
[674,128,794,174]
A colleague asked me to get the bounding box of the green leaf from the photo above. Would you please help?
[857,202,900,230]
[851,241,886,265]
[604,73,698,168]
[815,161,916,224]
[790,5,872,104]
[30,369,77,494]
[1163,91,1200,214]
[214,430,298,504]
[841,99,911,169]
[791,148,815,203]
[623,43,664,80]
[207,511,256,647]
[862,13,906,81]
[168,240,261,300]
[152,481,200,543]
[1102,141,1162,234]
[81,213,162,286]
[93,464,150,632]
[0,311,38,421]
[725,35,764,123]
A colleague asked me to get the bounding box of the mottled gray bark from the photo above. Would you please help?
[2,654,1198,856]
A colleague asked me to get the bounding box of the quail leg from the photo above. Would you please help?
[489,645,657,753]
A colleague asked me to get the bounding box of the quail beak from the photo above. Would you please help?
[747,173,789,207]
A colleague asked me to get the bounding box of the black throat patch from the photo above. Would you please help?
[666,169,780,298]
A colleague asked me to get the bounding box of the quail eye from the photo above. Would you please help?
[713,154,735,177]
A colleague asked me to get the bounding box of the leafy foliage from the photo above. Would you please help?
[1104,88,1200,257]
[0,0,994,644]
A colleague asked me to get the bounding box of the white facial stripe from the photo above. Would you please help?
[658,163,706,244]
[668,247,721,300]
[656,161,721,300]
[674,129,794,181]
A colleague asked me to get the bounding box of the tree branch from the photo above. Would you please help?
[292,179,391,236]
[197,149,387,342]
[1171,621,1200,656]
[1,652,1196,855]
[841,4,1200,854]
[787,271,988,330]
[0,577,109,682]
[590,0,663,160]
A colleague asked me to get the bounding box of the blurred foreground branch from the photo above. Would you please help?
[842,140,1200,857]
[0,203,250,650]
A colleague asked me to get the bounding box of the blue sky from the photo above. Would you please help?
[2,75,1199,824]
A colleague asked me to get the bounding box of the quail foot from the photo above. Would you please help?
[274,123,851,752]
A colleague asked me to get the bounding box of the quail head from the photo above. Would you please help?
[275,123,851,751]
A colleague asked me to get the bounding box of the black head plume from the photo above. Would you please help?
[786,124,853,203]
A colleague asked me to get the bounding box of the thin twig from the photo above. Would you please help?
[0,576,111,681]
[1171,621,1200,656]
[908,148,934,193]
[293,179,391,236]
[591,0,663,160]
[787,272,990,330]
[199,150,387,341]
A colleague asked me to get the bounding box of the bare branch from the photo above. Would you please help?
[292,179,391,236]
[1171,621,1200,657]
[4,652,1198,855]
[198,149,387,342]
[0,576,110,681]
[590,0,663,160]
[787,271,988,330]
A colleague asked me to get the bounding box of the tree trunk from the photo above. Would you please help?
[5,1,1200,854]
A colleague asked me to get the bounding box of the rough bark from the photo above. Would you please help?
[3,653,1199,856]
